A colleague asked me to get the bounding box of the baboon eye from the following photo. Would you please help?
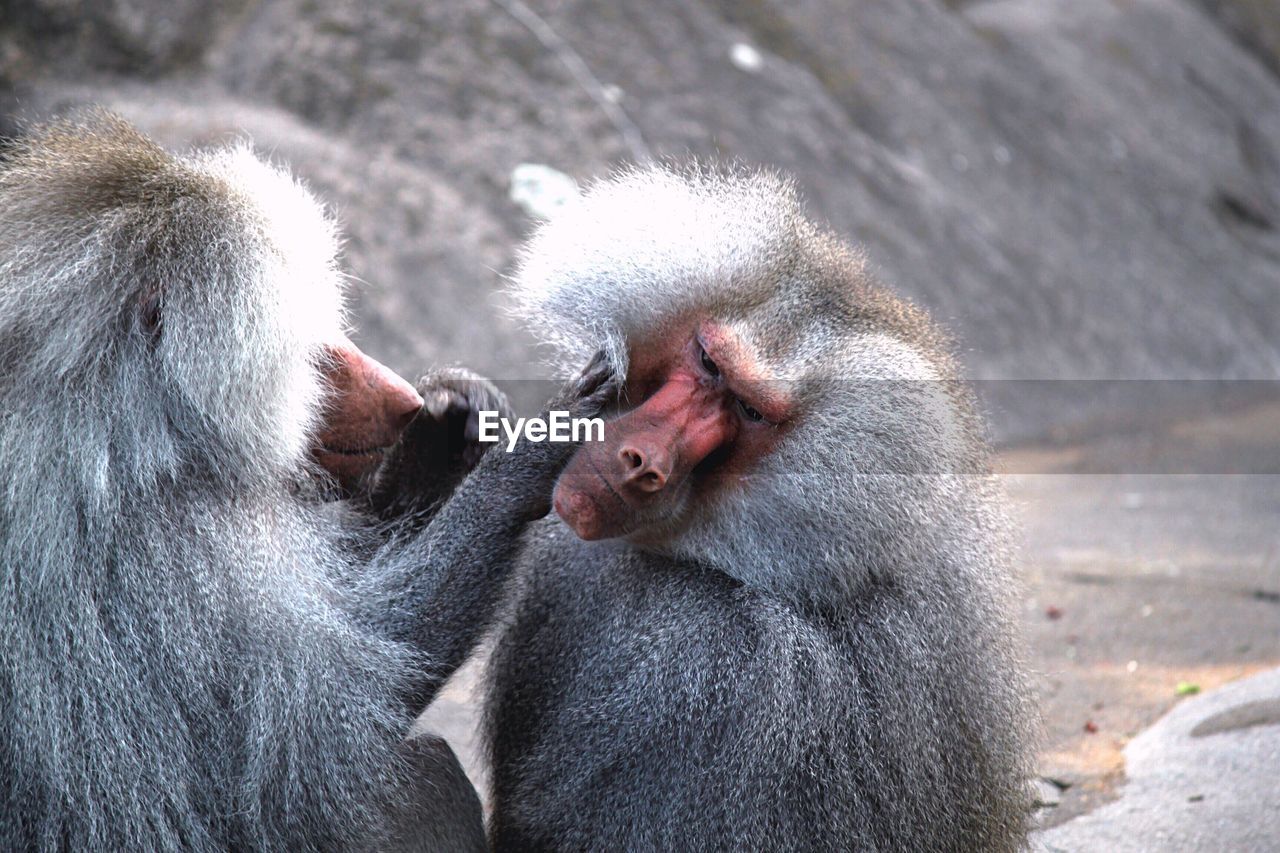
[698,344,720,377]
[738,398,764,422]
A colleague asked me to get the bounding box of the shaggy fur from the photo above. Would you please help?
[485,167,1037,850]
[0,114,565,851]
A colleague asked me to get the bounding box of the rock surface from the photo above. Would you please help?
[4,0,1279,441]
[1035,667,1280,852]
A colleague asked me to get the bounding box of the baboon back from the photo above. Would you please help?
[486,527,1030,852]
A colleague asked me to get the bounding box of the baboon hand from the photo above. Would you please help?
[417,368,514,472]
[370,368,512,517]
[549,349,622,420]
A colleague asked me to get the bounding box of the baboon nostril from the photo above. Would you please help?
[618,447,668,492]
[620,447,645,471]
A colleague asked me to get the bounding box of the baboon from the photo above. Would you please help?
[0,114,614,851]
[485,168,1037,850]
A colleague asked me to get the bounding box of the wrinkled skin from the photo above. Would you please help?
[553,322,787,541]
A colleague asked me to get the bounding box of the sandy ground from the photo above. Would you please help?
[1007,399,1280,827]
[1034,667,1280,851]
[418,398,1280,830]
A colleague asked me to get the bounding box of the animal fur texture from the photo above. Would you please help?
[0,113,573,851]
[486,166,1037,850]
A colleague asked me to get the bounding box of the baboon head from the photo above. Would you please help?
[511,166,988,606]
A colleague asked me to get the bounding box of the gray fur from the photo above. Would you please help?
[486,166,1037,850]
[0,114,586,851]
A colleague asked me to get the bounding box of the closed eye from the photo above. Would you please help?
[737,398,764,422]
[698,343,721,378]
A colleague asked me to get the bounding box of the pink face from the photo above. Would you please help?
[553,321,791,541]
[312,338,423,489]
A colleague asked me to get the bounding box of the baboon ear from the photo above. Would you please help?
[139,284,163,338]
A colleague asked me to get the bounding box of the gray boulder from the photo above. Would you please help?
[3,0,1277,441]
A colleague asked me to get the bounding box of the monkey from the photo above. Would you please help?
[483,167,1037,851]
[0,112,617,851]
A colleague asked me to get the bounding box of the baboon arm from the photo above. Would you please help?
[355,448,539,710]
[354,352,616,710]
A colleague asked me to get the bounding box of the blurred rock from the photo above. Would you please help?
[729,42,764,73]
[509,162,579,220]
[2,0,1278,440]
[1035,668,1280,851]
[0,0,250,73]
[1033,777,1063,809]
[1198,0,1280,75]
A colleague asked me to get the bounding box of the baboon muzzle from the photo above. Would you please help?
[313,338,423,488]
[553,375,735,540]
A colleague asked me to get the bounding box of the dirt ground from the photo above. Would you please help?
[1007,398,1280,827]
[420,398,1280,828]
